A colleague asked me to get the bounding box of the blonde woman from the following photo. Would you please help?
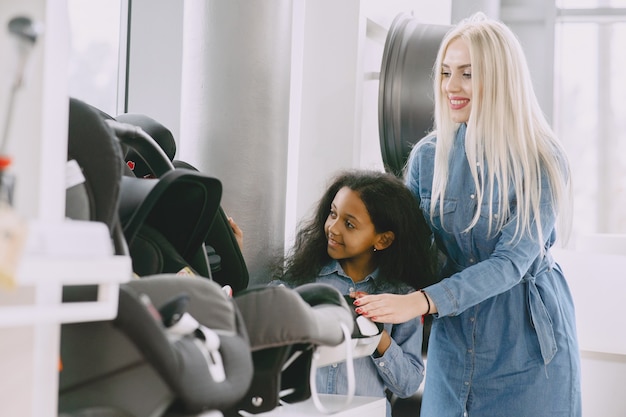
[354,12,582,416]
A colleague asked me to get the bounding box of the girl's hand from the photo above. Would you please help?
[376,329,392,356]
[227,216,244,250]
[353,292,426,324]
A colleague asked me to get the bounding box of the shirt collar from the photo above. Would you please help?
[319,259,380,283]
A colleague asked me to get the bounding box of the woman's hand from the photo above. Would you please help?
[348,291,392,355]
[353,291,429,324]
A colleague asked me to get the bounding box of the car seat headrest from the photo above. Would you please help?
[116,113,177,178]
[67,97,124,235]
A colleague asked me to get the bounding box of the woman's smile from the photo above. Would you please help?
[448,96,470,110]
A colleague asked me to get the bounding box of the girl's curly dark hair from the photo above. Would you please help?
[275,169,438,290]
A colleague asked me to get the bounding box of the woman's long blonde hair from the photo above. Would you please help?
[430,12,572,248]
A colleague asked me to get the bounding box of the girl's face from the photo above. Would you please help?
[324,186,382,263]
[441,37,473,123]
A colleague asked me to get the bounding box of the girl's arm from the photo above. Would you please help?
[370,318,425,398]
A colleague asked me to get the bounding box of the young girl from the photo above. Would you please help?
[272,169,438,417]
[354,13,582,417]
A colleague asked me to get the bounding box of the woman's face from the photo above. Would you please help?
[441,37,473,123]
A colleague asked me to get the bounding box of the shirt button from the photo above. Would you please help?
[468,258,475,263]
[464,381,470,386]
[470,317,475,322]
[332,363,338,368]
[468,349,473,353]
[349,287,354,293]
[470,194,475,199]
[379,362,385,367]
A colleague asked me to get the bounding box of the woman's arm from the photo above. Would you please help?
[355,290,433,324]
[357,199,557,322]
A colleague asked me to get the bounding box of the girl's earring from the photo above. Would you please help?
[373,247,377,252]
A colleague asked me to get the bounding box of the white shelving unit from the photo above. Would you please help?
[249,394,386,417]
[0,220,132,417]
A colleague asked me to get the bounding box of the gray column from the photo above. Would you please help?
[179,0,293,285]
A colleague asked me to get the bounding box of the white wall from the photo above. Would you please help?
[552,235,626,417]
[500,0,555,123]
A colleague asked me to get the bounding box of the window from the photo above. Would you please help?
[554,3,626,235]
[67,0,127,116]
[557,0,626,7]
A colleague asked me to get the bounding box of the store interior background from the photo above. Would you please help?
[0,0,625,416]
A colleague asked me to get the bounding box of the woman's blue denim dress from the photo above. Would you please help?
[406,124,582,417]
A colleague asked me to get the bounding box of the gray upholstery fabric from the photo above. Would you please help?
[118,275,253,412]
[123,275,241,333]
[225,283,355,415]
[59,406,135,417]
[233,284,353,351]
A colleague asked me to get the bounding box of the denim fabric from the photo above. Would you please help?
[274,261,425,417]
[405,124,582,417]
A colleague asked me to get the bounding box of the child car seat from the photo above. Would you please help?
[59,275,254,417]
[225,283,384,416]
[61,98,254,416]
[115,165,221,277]
[113,113,249,293]
[67,100,222,278]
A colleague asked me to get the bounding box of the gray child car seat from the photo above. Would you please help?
[60,97,254,417]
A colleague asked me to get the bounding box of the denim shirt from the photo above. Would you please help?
[405,124,581,417]
[274,261,425,417]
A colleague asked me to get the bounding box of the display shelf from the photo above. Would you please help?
[244,394,386,417]
[0,255,131,326]
[0,219,133,417]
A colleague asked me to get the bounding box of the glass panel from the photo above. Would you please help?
[557,0,626,8]
[554,21,626,235]
[67,0,124,116]
[608,23,626,231]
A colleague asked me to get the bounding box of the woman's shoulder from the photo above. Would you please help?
[408,133,437,162]
[413,133,437,150]
[405,134,436,183]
